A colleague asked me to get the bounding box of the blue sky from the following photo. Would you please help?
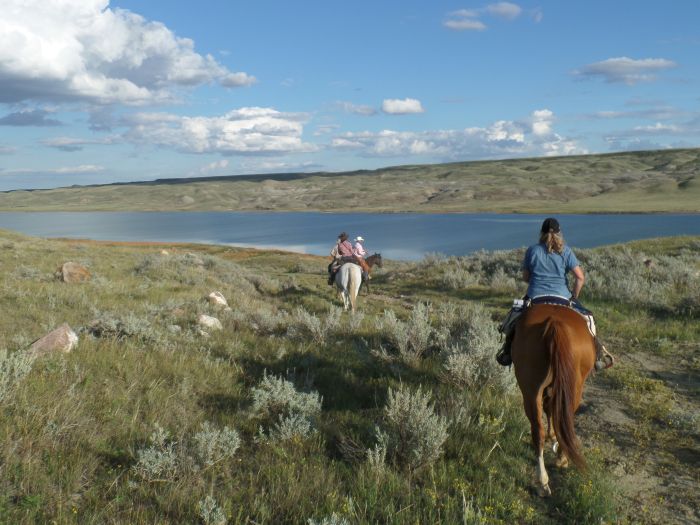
[0,0,698,190]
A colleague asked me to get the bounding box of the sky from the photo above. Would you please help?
[0,0,698,191]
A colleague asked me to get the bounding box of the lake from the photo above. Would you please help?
[0,212,698,260]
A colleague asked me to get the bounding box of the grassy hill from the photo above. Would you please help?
[0,230,698,523]
[1,148,699,213]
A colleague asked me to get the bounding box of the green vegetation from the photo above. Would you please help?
[1,148,699,213]
[0,230,698,523]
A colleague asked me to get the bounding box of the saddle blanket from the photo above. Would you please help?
[500,295,597,338]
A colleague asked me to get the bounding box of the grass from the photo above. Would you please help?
[0,229,698,523]
[0,148,698,213]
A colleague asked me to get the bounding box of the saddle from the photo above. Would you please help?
[500,296,597,338]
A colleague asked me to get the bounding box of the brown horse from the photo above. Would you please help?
[511,304,596,496]
[362,253,383,293]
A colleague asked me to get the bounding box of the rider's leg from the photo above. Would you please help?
[496,328,515,366]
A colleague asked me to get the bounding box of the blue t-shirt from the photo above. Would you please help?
[521,243,580,299]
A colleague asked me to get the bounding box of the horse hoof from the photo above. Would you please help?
[537,484,552,497]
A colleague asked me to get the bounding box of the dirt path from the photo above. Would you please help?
[577,349,700,524]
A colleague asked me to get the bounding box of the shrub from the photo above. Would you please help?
[133,422,242,482]
[377,385,449,470]
[307,513,350,525]
[442,303,513,394]
[269,412,315,441]
[251,373,322,442]
[197,495,227,525]
[293,306,342,345]
[132,425,178,482]
[87,309,162,342]
[375,303,434,363]
[193,422,241,468]
[0,348,36,403]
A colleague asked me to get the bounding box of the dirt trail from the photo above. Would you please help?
[577,350,700,524]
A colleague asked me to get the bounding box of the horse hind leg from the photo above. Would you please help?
[524,392,551,497]
[543,387,556,442]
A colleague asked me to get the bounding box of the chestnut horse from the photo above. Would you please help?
[511,304,596,496]
[362,253,383,293]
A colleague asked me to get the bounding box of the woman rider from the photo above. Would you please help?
[328,232,354,284]
[496,217,613,370]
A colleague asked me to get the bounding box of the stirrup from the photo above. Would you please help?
[594,343,615,371]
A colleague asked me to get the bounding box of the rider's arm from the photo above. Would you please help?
[571,266,585,298]
[522,269,530,282]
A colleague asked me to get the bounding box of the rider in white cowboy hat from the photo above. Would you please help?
[352,236,370,282]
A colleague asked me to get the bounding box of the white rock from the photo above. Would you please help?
[207,291,228,308]
[197,314,222,331]
[160,250,169,256]
[29,323,78,356]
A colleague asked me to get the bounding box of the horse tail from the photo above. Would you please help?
[544,317,586,470]
[348,265,358,311]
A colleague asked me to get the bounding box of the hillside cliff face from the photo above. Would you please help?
[1,148,698,212]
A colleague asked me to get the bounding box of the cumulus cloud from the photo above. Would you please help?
[444,3,523,31]
[332,109,583,159]
[573,57,677,85]
[121,107,316,155]
[0,0,256,105]
[0,109,62,126]
[382,98,425,115]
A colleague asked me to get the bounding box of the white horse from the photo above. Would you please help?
[334,263,362,311]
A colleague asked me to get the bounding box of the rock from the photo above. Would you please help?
[207,291,228,308]
[160,249,169,256]
[29,323,78,357]
[56,262,91,283]
[198,314,222,331]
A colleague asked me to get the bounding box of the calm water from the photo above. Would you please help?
[0,212,698,260]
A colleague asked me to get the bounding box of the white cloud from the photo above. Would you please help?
[122,107,316,155]
[1,164,105,175]
[573,57,677,85]
[190,159,230,176]
[531,109,554,136]
[485,2,522,20]
[332,109,584,159]
[444,18,487,31]
[382,98,425,115]
[586,107,685,121]
[444,3,524,31]
[0,145,17,155]
[41,135,119,151]
[337,101,377,116]
[0,0,255,105]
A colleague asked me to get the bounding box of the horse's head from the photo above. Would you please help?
[372,253,383,268]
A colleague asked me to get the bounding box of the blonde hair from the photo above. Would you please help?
[540,231,565,254]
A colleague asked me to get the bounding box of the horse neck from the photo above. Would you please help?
[366,254,379,267]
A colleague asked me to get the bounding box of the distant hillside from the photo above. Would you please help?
[1,148,698,213]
